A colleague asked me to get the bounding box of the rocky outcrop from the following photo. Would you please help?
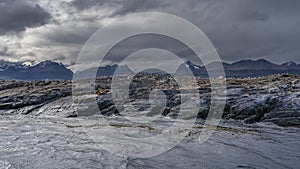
[210,75,299,126]
[0,74,299,126]
[0,80,72,113]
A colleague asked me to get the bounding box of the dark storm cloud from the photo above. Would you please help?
[52,0,166,46]
[158,0,300,63]
[1,0,300,68]
[70,0,111,10]
[110,0,167,16]
[69,0,300,64]
[0,0,51,35]
[70,0,166,16]
[42,23,100,45]
[101,34,199,64]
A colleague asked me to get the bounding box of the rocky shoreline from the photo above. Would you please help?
[0,74,299,126]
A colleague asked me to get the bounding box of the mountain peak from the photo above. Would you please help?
[0,60,72,80]
[282,61,297,67]
[230,59,277,70]
[177,59,300,78]
[256,58,269,62]
[35,60,65,68]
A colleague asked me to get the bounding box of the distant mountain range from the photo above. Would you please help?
[0,59,299,80]
[176,59,300,78]
[0,60,73,80]
[74,64,133,80]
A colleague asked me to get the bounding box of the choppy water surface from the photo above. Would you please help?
[0,115,299,169]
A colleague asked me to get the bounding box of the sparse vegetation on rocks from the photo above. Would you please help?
[0,74,299,126]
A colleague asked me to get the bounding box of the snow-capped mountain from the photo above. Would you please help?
[0,62,29,71]
[176,59,300,78]
[0,59,299,80]
[0,60,73,80]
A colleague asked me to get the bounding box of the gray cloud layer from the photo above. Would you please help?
[0,0,299,69]
[0,0,51,35]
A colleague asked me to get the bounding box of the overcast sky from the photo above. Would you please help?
[0,0,299,70]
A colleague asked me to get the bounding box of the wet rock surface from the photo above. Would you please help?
[222,74,300,126]
[0,74,300,126]
[0,116,299,169]
[0,74,300,168]
[0,80,71,111]
[94,74,300,126]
